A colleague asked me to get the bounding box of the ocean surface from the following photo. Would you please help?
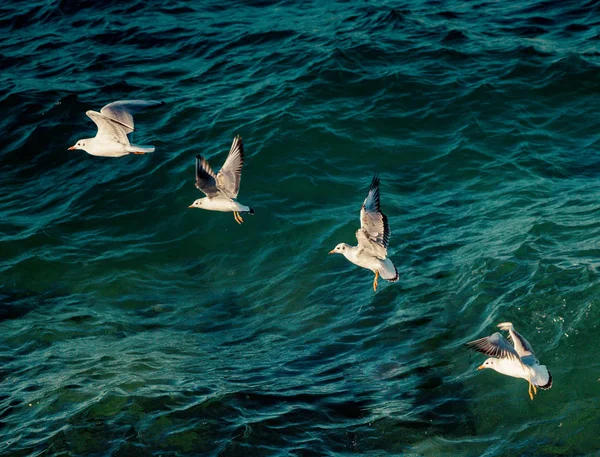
[1,0,600,455]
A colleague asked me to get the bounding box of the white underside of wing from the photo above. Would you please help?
[87,111,131,145]
[356,229,387,259]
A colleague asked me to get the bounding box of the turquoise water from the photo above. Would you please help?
[1,0,600,455]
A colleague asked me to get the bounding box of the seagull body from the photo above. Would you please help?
[466,322,552,400]
[194,198,250,213]
[68,100,163,157]
[329,174,398,292]
[189,135,254,224]
[333,242,397,282]
[482,357,549,386]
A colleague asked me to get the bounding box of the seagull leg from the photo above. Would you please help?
[233,212,244,224]
[373,270,379,292]
[532,384,537,395]
[528,381,534,401]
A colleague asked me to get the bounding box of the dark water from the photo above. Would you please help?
[1,0,600,455]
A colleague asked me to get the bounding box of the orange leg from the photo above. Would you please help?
[233,212,244,224]
[528,381,535,400]
[373,270,379,292]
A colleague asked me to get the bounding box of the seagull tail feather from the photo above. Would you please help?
[380,258,399,282]
[127,144,155,154]
[537,368,553,390]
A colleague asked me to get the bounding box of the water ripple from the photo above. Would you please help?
[2,0,600,455]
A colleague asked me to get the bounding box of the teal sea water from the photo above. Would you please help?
[1,0,600,455]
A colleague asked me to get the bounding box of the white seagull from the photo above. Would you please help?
[329,174,398,292]
[466,322,553,400]
[188,135,254,224]
[68,100,164,157]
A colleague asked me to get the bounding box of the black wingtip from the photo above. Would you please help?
[366,173,382,212]
[245,207,255,215]
[235,135,244,155]
[464,339,482,351]
[370,173,380,189]
[382,213,390,246]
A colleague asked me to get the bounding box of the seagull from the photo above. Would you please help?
[466,322,553,400]
[68,100,164,157]
[329,174,398,292]
[188,135,254,224]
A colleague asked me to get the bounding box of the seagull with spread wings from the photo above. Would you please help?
[329,174,398,292]
[466,322,552,400]
[188,135,254,224]
[68,100,164,157]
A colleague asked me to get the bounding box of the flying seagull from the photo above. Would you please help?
[189,135,254,224]
[466,322,552,400]
[68,100,164,157]
[329,174,398,292]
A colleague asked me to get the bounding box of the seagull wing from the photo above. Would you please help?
[100,100,164,134]
[195,155,220,198]
[507,328,537,365]
[465,332,521,362]
[216,135,244,198]
[356,174,390,259]
[497,322,537,363]
[86,110,130,145]
[506,327,535,358]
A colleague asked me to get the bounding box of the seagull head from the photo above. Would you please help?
[478,358,496,370]
[68,139,88,152]
[329,243,349,255]
[188,198,204,209]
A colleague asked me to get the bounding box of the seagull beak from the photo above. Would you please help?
[477,365,485,370]
[328,250,335,255]
[67,146,76,150]
[188,204,194,208]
